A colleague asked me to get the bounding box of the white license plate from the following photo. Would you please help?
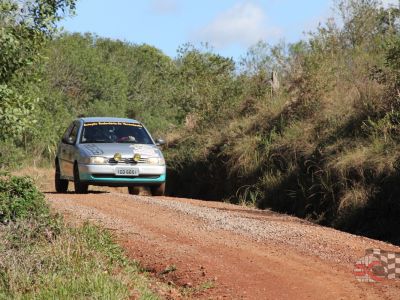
[115,167,139,176]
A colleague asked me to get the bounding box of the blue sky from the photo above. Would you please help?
[60,0,398,60]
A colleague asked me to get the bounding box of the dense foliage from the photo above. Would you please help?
[0,0,75,166]
[1,0,400,243]
[166,0,400,244]
[0,175,49,223]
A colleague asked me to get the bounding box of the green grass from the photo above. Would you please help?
[0,221,164,300]
[0,175,168,299]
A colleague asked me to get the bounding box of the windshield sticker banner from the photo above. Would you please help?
[84,122,142,127]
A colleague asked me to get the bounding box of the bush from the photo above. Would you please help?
[0,141,27,170]
[164,1,400,244]
[0,175,163,298]
[0,175,49,224]
[0,221,162,299]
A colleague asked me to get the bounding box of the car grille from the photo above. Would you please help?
[108,158,147,164]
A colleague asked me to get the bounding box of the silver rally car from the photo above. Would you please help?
[55,117,166,195]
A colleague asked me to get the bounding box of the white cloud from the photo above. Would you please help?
[194,2,281,49]
[150,0,179,15]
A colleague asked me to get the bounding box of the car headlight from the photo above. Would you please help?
[83,156,108,164]
[146,157,165,165]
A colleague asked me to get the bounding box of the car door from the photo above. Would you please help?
[60,121,80,179]
[59,122,74,178]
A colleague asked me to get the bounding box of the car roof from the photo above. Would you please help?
[78,117,141,124]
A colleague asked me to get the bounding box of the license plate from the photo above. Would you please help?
[115,167,139,176]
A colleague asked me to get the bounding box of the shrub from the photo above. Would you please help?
[0,176,164,298]
[0,175,49,224]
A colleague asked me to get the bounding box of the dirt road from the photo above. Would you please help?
[46,190,400,299]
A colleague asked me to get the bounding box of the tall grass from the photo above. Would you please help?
[165,1,400,244]
[0,175,164,299]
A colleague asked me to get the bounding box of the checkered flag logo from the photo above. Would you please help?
[353,254,384,282]
[365,248,400,280]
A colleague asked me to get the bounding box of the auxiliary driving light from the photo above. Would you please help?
[133,153,141,162]
[113,153,122,161]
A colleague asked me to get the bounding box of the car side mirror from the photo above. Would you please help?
[63,136,75,144]
[155,138,165,146]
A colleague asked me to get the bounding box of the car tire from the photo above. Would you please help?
[150,183,165,196]
[128,186,140,195]
[73,163,88,194]
[55,159,68,193]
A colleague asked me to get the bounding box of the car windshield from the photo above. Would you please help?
[80,122,153,144]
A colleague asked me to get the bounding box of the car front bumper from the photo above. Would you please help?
[78,163,166,186]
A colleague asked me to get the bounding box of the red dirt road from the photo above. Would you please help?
[46,190,400,299]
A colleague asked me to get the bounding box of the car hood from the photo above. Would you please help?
[79,143,161,158]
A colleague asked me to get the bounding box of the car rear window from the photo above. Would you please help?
[81,122,153,144]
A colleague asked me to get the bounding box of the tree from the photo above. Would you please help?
[172,43,239,124]
[0,0,75,140]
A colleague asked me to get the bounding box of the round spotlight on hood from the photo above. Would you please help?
[133,153,141,162]
[114,153,122,161]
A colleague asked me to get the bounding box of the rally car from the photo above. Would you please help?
[55,117,166,195]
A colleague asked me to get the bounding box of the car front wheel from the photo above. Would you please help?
[73,163,88,194]
[55,159,68,193]
[150,183,165,196]
[128,186,140,195]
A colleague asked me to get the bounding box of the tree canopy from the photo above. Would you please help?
[0,0,75,141]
